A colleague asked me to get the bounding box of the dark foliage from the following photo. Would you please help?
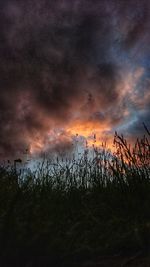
[0,130,149,266]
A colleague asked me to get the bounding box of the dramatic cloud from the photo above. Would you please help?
[0,0,150,158]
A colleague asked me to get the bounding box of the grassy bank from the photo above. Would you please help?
[0,130,149,266]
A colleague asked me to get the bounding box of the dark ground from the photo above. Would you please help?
[0,132,149,267]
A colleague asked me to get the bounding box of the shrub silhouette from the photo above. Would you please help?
[0,128,149,266]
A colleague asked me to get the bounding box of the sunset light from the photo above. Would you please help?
[0,1,150,266]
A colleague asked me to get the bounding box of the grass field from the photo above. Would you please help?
[0,129,149,266]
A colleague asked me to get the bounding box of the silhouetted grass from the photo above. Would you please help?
[0,130,149,266]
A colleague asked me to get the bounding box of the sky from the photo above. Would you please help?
[0,0,150,159]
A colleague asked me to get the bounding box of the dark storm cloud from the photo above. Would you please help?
[118,0,150,50]
[0,0,149,157]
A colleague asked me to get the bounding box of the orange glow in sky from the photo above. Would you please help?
[29,119,115,155]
